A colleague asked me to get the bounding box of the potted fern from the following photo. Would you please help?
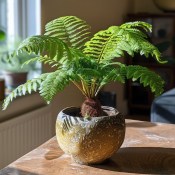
[2,16,165,164]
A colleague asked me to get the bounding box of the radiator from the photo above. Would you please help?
[0,105,54,169]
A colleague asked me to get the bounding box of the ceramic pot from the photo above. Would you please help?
[153,0,175,12]
[56,106,125,164]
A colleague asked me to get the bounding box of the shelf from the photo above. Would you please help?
[126,13,175,116]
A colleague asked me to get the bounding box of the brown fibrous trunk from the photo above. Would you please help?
[81,98,103,117]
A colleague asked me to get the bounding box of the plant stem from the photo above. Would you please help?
[95,85,103,97]
[80,79,91,98]
[72,81,87,97]
[90,78,97,98]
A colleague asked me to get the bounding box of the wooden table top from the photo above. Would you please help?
[1,119,175,175]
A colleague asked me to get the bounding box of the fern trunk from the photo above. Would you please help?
[81,98,103,117]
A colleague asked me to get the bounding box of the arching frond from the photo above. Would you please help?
[125,65,165,96]
[97,64,164,97]
[84,29,118,61]
[45,16,91,49]
[84,22,166,64]
[16,35,72,63]
[110,26,164,63]
[22,56,60,68]
[2,73,49,110]
[39,70,72,103]
[120,21,152,33]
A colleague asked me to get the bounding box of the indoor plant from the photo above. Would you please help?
[2,16,165,164]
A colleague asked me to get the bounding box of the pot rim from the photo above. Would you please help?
[58,106,120,120]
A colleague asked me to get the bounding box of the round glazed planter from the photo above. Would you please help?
[56,106,125,164]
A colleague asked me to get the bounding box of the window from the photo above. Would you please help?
[0,0,41,92]
[0,0,41,40]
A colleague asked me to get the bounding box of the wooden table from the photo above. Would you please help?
[1,119,175,175]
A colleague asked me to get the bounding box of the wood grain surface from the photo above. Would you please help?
[1,119,175,175]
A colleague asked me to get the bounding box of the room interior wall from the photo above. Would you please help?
[41,0,135,33]
[41,0,135,117]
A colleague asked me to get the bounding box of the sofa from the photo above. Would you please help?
[151,88,175,124]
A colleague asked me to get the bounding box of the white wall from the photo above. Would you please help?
[41,0,134,33]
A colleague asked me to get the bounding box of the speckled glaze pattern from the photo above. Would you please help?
[56,106,125,164]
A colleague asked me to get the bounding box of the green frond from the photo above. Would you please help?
[39,70,71,103]
[97,64,164,97]
[122,28,148,39]
[83,28,122,61]
[99,66,126,88]
[124,65,165,96]
[115,27,166,63]
[23,56,59,68]
[120,21,152,33]
[16,35,72,63]
[2,73,49,110]
[84,22,166,64]
[76,68,100,78]
[45,16,91,49]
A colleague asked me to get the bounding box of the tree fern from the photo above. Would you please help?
[120,21,152,33]
[45,16,91,49]
[115,26,163,62]
[2,16,167,117]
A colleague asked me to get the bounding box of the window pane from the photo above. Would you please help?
[0,0,7,31]
[0,0,41,93]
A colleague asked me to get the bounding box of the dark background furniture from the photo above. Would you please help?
[151,88,175,123]
[98,91,116,108]
[126,13,175,121]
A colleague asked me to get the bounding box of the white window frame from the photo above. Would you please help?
[0,0,7,32]
[0,0,41,77]
[7,0,41,40]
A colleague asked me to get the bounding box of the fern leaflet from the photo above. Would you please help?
[16,35,72,63]
[45,16,91,49]
[39,70,72,103]
[2,73,49,110]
